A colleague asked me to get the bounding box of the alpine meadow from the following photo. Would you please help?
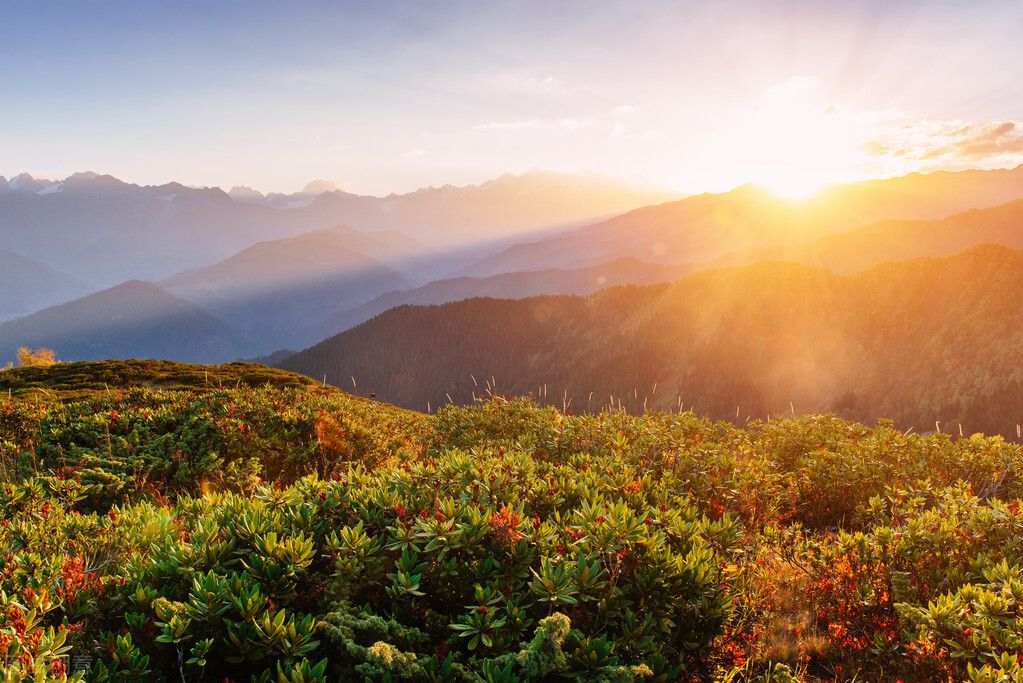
[4,2,1023,682]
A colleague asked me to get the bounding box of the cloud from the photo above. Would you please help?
[473,117,592,132]
[405,147,427,157]
[864,119,1023,170]
[473,119,542,130]
[614,104,636,114]
[488,71,558,94]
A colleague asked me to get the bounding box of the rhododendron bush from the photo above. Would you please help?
[2,363,1023,681]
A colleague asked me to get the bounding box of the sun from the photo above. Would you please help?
[731,77,871,201]
[760,172,827,200]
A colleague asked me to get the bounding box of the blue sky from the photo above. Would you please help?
[3,0,1022,196]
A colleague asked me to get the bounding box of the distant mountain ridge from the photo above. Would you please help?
[229,169,682,245]
[460,165,1023,276]
[0,172,289,285]
[0,169,682,292]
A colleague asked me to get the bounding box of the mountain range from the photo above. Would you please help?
[0,169,682,357]
[4,164,1023,437]
[0,169,681,289]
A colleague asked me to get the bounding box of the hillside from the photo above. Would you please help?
[160,224,435,293]
[304,256,691,339]
[0,249,95,321]
[0,280,254,365]
[279,244,1023,437]
[703,198,1023,273]
[310,198,1023,339]
[4,360,1023,681]
[159,225,432,351]
[0,358,321,402]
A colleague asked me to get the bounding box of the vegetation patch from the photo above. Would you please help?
[2,361,1023,681]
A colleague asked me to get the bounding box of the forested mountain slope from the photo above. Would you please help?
[280,244,1023,437]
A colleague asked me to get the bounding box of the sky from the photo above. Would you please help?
[2,0,1022,198]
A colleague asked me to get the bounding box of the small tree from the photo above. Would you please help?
[17,347,57,367]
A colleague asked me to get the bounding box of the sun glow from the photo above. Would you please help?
[760,173,827,200]
[765,174,826,198]
[727,77,878,201]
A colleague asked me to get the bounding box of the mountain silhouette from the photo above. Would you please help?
[0,280,253,365]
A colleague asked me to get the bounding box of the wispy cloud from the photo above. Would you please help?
[404,147,427,157]
[473,119,542,130]
[473,117,594,132]
[488,70,558,94]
